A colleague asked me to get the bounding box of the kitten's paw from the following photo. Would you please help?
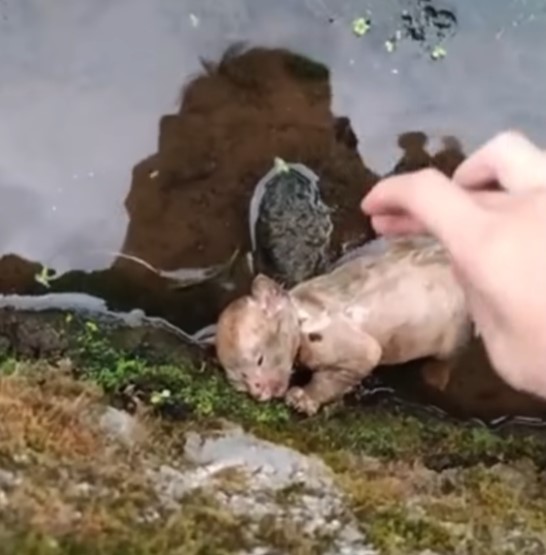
[285,387,320,416]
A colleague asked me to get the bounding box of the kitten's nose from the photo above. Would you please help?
[249,379,273,401]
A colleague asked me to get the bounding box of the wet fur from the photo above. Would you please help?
[215,234,472,415]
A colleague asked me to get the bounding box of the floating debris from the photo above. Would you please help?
[109,249,240,290]
[273,157,290,175]
[431,45,447,60]
[34,265,60,288]
[352,17,371,37]
[191,323,217,345]
[33,244,238,293]
[160,249,240,290]
[385,29,403,53]
[189,13,199,28]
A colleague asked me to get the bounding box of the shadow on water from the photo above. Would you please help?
[1,0,546,423]
[0,44,380,333]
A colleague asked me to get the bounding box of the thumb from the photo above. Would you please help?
[361,168,488,259]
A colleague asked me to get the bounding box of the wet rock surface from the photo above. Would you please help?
[250,160,334,287]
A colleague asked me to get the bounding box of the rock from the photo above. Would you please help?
[68,482,94,499]
[148,425,377,555]
[249,160,334,286]
[0,469,20,490]
[98,407,142,448]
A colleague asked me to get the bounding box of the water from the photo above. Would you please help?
[1,0,546,421]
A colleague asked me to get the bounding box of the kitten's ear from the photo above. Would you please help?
[251,274,287,316]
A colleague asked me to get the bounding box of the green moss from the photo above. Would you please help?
[327,460,458,553]
[365,507,455,554]
[68,317,291,427]
[328,452,546,554]
[0,359,256,555]
[460,463,546,530]
[271,408,546,470]
[0,357,18,375]
[0,358,342,555]
[255,514,334,555]
[0,494,250,555]
[54,316,546,551]
[4,312,546,554]
[58,315,546,469]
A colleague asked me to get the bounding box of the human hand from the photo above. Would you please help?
[361,131,546,398]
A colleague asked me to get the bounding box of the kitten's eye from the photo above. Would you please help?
[257,355,264,366]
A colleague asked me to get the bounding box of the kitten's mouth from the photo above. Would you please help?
[273,379,291,398]
[250,378,290,401]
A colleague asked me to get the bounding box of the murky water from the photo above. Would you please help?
[1,0,546,422]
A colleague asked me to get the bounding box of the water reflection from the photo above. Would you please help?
[1,0,546,272]
[0,44,382,333]
[1,0,546,420]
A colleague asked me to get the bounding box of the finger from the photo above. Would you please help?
[453,130,546,192]
[369,190,510,235]
[361,168,487,257]
[470,189,513,210]
[371,214,428,235]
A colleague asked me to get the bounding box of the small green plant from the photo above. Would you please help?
[352,17,371,37]
[431,45,447,60]
[34,265,60,288]
[273,157,290,174]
